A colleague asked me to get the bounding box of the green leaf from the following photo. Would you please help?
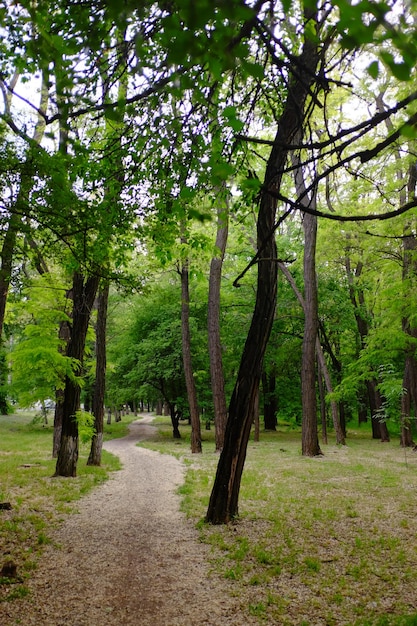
[367,60,379,79]
[104,106,124,122]
[388,61,412,81]
[399,123,417,138]
[222,106,244,132]
[242,60,265,80]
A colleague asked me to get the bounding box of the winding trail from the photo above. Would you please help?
[2,415,253,626]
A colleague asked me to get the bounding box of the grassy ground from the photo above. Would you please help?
[141,418,417,626]
[0,410,137,602]
[2,412,417,624]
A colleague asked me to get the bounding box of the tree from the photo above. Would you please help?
[87,283,109,465]
[206,5,324,524]
[9,274,78,411]
[180,248,202,453]
[108,284,189,439]
[208,190,229,450]
[292,139,322,455]
[54,272,100,477]
[278,262,345,444]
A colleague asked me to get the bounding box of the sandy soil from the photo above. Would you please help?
[1,416,257,626]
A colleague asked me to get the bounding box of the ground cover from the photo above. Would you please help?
[141,419,417,625]
[2,411,417,624]
[0,410,135,601]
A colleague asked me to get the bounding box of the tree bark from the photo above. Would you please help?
[88,283,109,466]
[278,262,344,444]
[181,258,202,453]
[54,272,100,477]
[301,208,322,456]
[317,365,328,444]
[208,194,229,451]
[170,403,181,439]
[367,379,390,442]
[0,211,21,339]
[262,368,278,430]
[206,8,321,523]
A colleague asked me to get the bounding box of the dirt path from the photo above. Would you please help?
[1,416,255,626]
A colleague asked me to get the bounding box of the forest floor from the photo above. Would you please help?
[1,415,258,626]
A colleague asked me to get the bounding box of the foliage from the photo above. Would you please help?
[8,275,79,408]
[75,409,96,444]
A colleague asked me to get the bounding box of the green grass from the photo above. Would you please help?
[0,410,128,602]
[3,411,417,624]
[140,418,417,625]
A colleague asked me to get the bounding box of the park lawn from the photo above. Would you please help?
[140,419,417,626]
[0,410,133,601]
[2,411,417,624]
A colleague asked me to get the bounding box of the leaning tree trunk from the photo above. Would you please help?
[88,283,109,466]
[208,194,229,451]
[54,272,100,477]
[206,9,321,523]
[180,258,202,453]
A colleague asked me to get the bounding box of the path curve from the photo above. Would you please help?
[2,416,253,625]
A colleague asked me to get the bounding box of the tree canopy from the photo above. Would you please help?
[1,0,417,514]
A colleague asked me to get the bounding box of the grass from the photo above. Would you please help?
[139,418,417,625]
[3,411,417,624]
[0,410,136,602]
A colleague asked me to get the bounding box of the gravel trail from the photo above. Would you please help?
[1,416,255,626]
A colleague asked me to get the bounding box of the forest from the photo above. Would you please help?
[1,0,417,525]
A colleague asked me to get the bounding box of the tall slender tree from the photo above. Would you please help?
[208,190,229,451]
[206,5,324,523]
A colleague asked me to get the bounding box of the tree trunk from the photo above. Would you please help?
[301,208,322,456]
[170,404,181,439]
[206,10,321,523]
[278,262,344,443]
[316,337,345,444]
[401,357,415,447]
[254,386,260,442]
[181,259,202,453]
[367,379,390,442]
[53,389,64,458]
[53,303,72,457]
[290,126,322,456]
[208,194,229,451]
[317,365,328,444]
[54,272,100,477]
[88,283,109,466]
[262,369,277,430]
[0,211,21,341]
